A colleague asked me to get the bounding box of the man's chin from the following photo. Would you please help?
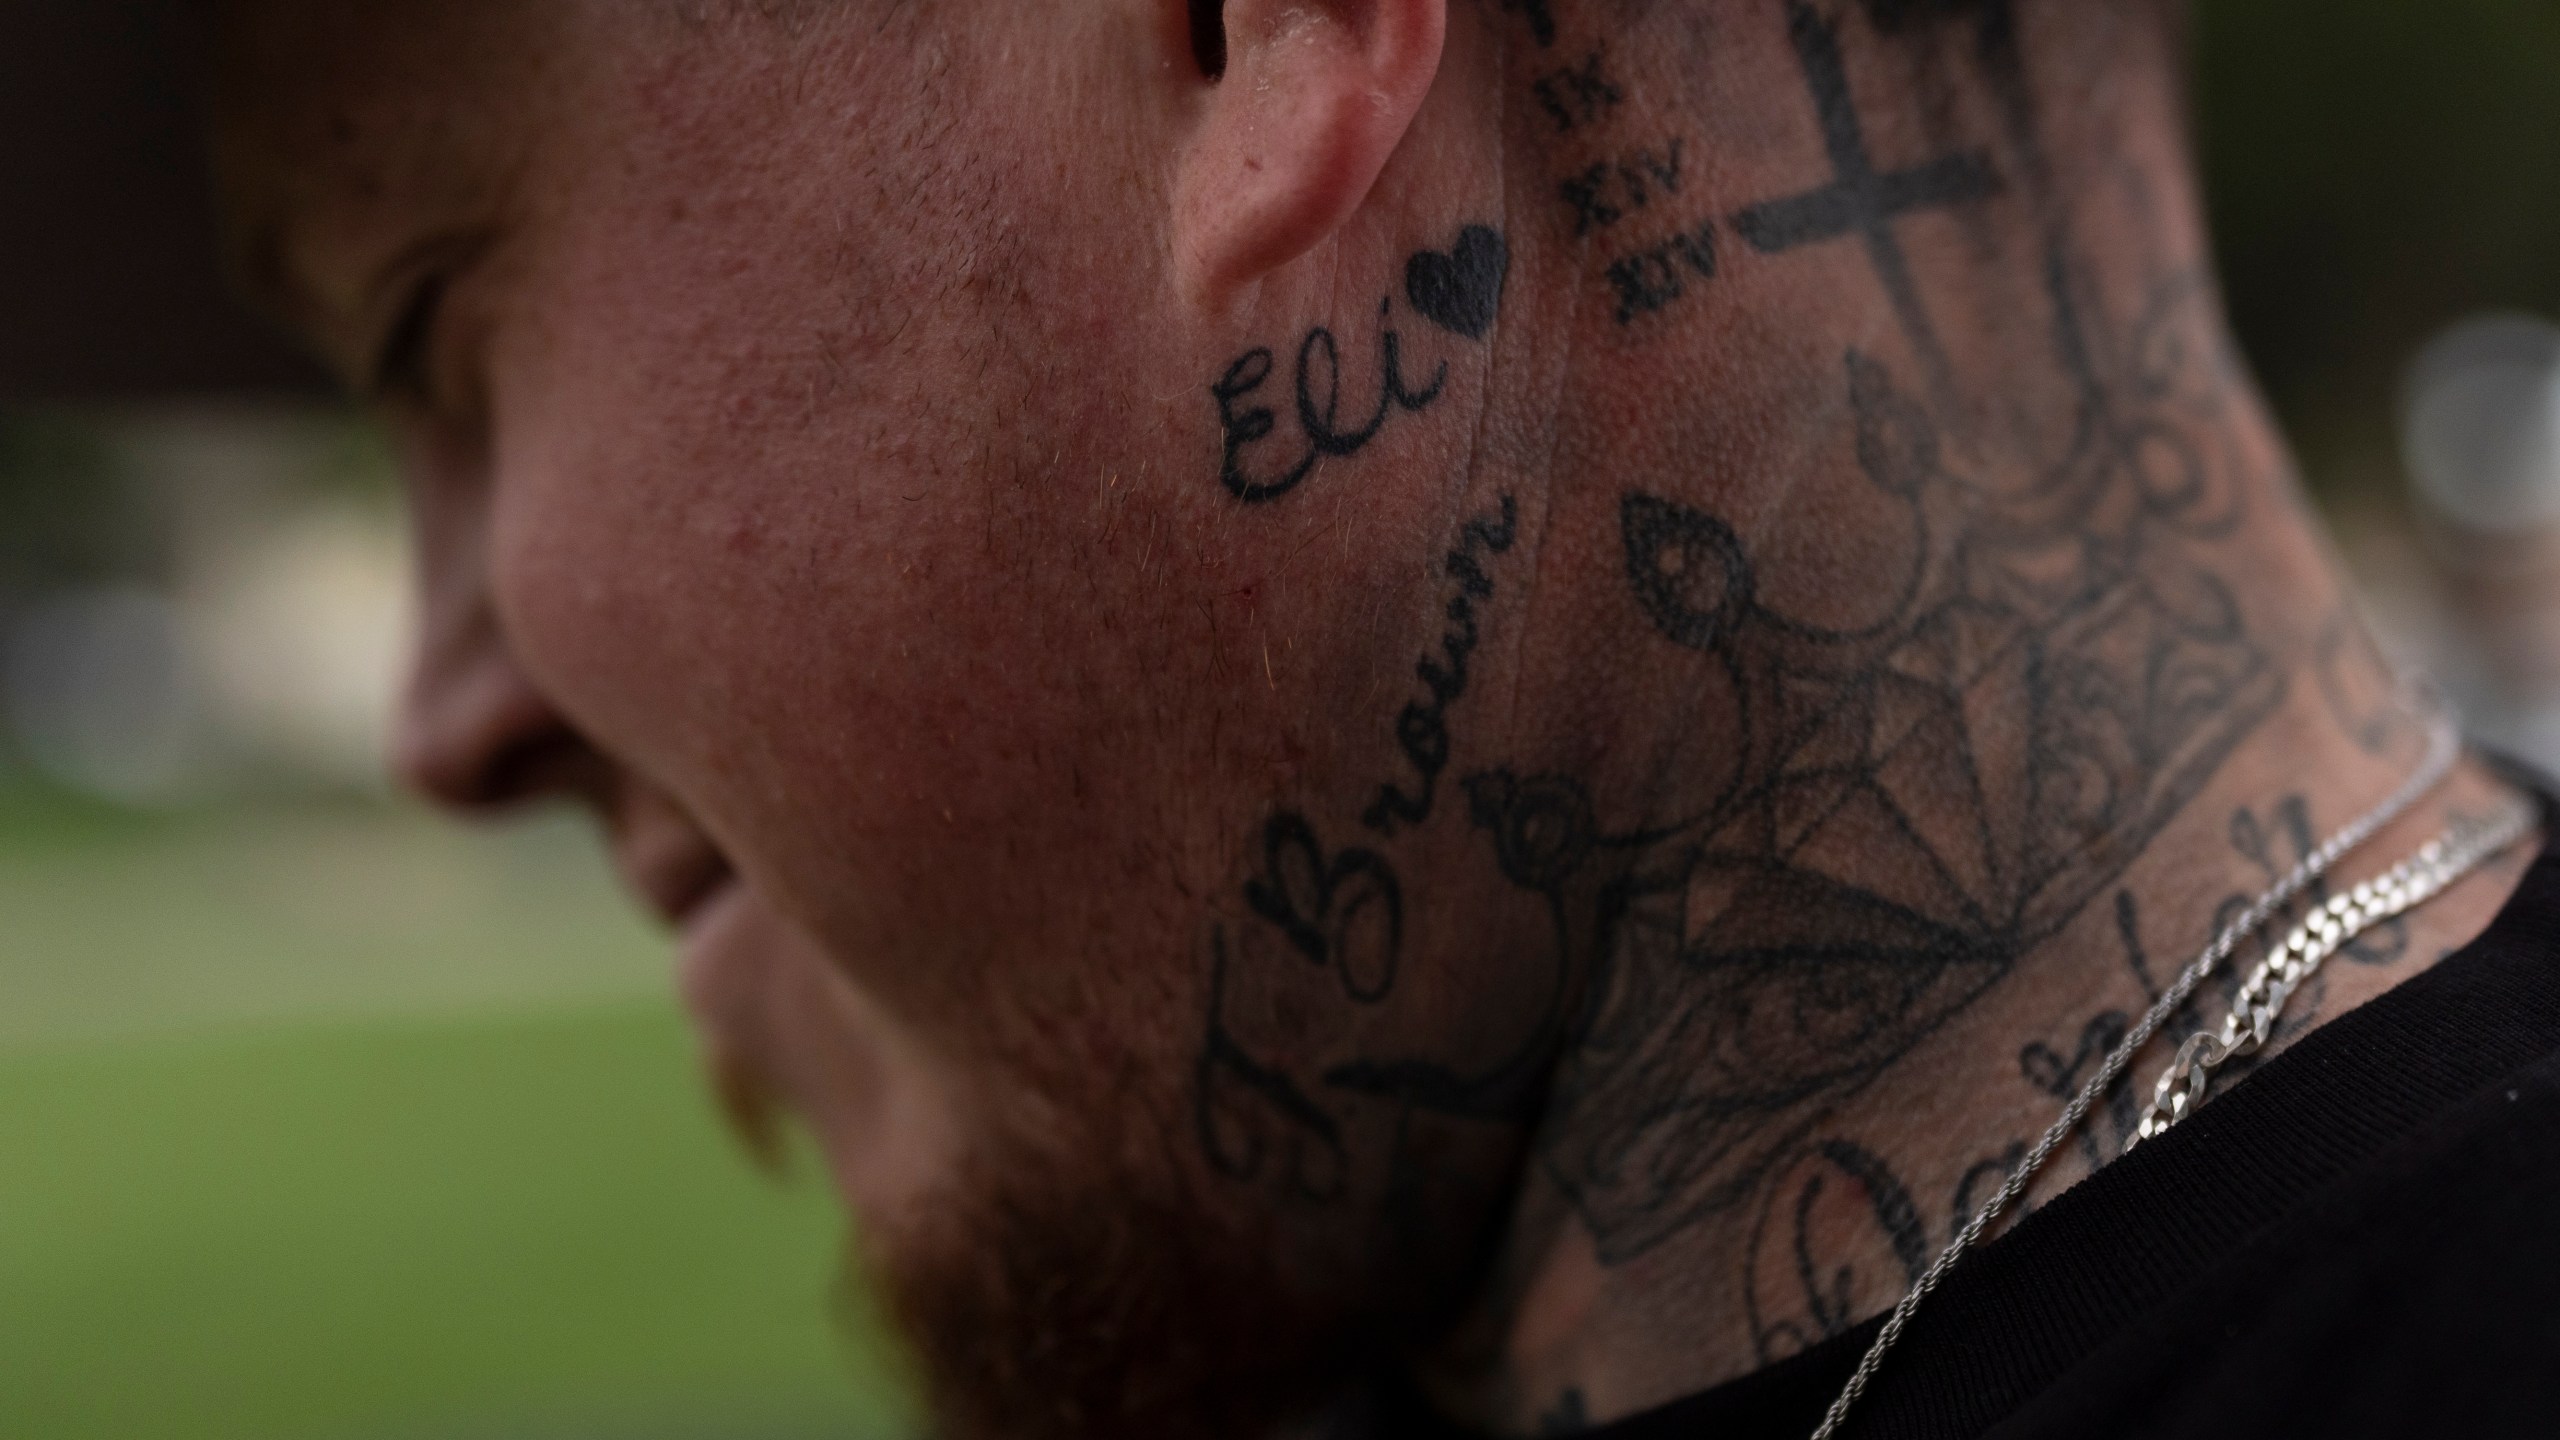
[848,1130,1365,1440]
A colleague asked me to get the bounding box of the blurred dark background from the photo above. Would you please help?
[2197,0,2560,493]
[4,3,2559,1438]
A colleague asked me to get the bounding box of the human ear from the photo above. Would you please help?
[1170,0,1447,306]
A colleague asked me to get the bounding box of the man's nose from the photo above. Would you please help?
[388,425,609,813]
[392,582,595,813]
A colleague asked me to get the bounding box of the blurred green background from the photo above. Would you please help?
[0,414,914,1438]
[4,4,2559,1438]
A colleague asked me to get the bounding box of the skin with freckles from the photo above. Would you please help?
[211,2,2536,1437]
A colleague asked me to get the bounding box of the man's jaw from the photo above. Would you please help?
[598,796,1367,1440]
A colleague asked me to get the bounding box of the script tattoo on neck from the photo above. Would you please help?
[1367,498,1521,835]
[1197,495,1537,1218]
[1210,227,1510,504]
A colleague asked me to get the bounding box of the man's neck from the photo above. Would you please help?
[1424,667,2529,1429]
[1382,7,2543,1425]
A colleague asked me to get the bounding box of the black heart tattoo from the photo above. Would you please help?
[1405,225,1511,340]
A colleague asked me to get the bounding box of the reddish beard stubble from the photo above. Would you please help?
[680,851,1489,1435]
[843,1094,1371,1440]
[685,894,1382,1436]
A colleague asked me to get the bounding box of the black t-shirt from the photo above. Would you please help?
[1393,792,2560,1440]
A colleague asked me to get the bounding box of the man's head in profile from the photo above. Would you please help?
[202,2,2542,1438]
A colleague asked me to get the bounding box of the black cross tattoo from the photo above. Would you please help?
[1731,1,2002,414]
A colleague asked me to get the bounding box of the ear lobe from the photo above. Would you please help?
[1173,0,1447,307]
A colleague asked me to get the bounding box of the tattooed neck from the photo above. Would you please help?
[1193,1,2532,1432]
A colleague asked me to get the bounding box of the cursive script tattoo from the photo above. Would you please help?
[1743,1138,1931,1360]
[1196,500,1557,1237]
[1212,314,1447,505]
[1211,228,1508,504]
[1198,920,1354,1202]
[2022,1009,2137,1169]
[1366,497,1522,836]
[1244,812,1407,1004]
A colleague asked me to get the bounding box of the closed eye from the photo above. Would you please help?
[370,269,451,402]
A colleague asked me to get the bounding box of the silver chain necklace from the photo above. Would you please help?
[1807,704,2472,1440]
[2127,798,2536,1149]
